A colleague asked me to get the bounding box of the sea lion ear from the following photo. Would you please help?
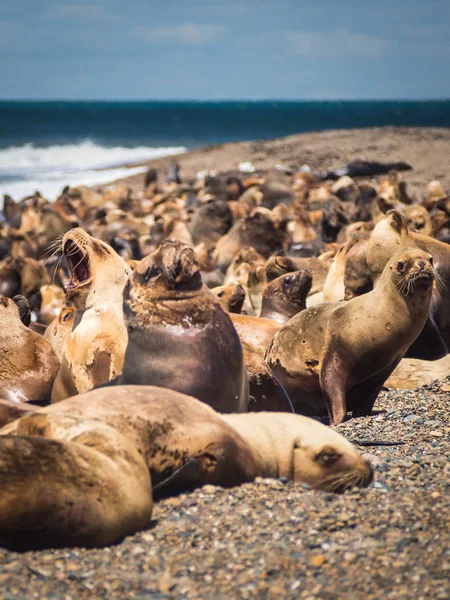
[387,209,409,234]
[174,248,201,287]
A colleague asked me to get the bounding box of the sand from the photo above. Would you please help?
[104,127,450,197]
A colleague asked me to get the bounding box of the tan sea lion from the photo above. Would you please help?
[44,306,76,361]
[267,248,435,425]
[40,284,66,325]
[260,270,312,324]
[345,211,450,358]
[0,385,372,549]
[323,239,358,303]
[231,313,281,358]
[51,228,132,402]
[0,295,60,403]
[114,238,249,412]
[385,354,450,390]
[212,284,246,313]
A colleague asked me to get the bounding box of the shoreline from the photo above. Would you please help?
[101,126,450,197]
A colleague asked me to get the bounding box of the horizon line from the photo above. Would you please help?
[1,97,450,103]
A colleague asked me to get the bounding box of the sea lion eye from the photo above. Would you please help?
[284,275,295,286]
[217,291,224,298]
[144,265,159,281]
[397,260,405,273]
[429,257,433,266]
[315,447,341,465]
[62,311,71,322]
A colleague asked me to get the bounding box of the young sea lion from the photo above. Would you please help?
[0,386,372,549]
[260,270,312,324]
[0,295,60,403]
[51,228,132,402]
[114,238,249,413]
[266,248,435,425]
[212,284,246,314]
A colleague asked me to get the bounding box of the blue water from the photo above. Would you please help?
[1,100,449,200]
[1,100,450,149]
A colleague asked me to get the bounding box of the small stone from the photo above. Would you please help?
[311,555,326,567]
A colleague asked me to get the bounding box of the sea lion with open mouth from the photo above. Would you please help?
[266,248,435,425]
[51,228,132,402]
[114,238,249,413]
[0,386,372,550]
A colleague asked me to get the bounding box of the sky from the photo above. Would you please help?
[1,0,450,100]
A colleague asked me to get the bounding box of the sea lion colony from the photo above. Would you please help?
[0,163,448,549]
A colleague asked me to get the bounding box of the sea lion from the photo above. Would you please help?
[214,210,284,272]
[265,254,329,295]
[114,238,249,413]
[212,284,246,314]
[323,239,358,303]
[345,211,450,358]
[40,284,65,325]
[385,354,450,390]
[266,248,435,425]
[0,385,372,549]
[44,306,76,361]
[0,295,60,403]
[51,228,132,402]
[260,270,312,324]
[231,313,281,358]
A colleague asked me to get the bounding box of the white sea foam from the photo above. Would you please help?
[0,141,186,202]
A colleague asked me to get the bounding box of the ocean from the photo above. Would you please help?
[1,100,450,201]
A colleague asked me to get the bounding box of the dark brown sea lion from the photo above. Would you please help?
[0,386,372,549]
[0,295,60,403]
[265,254,329,294]
[114,239,249,413]
[260,270,312,324]
[266,248,435,425]
[214,210,284,272]
[188,200,233,246]
[51,228,132,402]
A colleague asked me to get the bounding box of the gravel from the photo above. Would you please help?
[1,380,449,599]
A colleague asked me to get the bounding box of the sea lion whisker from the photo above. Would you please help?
[43,247,62,266]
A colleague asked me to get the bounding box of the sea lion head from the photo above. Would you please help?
[130,238,202,300]
[226,413,373,492]
[287,416,374,491]
[213,284,246,313]
[61,228,132,309]
[387,248,435,296]
[261,270,312,322]
[0,294,22,324]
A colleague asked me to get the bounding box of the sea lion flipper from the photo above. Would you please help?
[152,458,203,495]
[320,349,348,426]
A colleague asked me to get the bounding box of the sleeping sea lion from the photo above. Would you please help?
[0,386,372,549]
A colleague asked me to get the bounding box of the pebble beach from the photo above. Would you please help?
[1,380,448,599]
[0,126,449,599]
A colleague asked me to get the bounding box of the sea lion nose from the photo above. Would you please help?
[418,260,427,269]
